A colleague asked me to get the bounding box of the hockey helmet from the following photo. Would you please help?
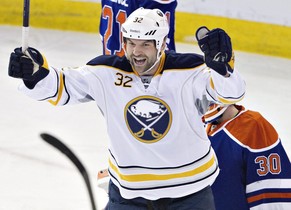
[202,104,229,124]
[121,8,169,57]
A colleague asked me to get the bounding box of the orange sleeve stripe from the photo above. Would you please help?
[247,192,291,203]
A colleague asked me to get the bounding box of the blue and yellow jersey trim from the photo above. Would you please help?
[48,71,65,106]
[107,146,219,190]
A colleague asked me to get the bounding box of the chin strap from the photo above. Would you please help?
[141,52,162,74]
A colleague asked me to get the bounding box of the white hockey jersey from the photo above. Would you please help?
[19,51,245,199]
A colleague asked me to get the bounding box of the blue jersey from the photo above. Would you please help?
[99,0,177,56]
[207,105,291,210]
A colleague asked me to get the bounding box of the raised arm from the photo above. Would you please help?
[196,26,245,105]
[8,47,96,105]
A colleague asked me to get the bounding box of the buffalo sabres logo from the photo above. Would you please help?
[125,96,172,143]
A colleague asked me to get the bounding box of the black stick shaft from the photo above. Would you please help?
[23,0,30,27]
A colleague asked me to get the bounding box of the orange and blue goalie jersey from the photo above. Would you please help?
[99,0,177,56]
[207,105,291,210]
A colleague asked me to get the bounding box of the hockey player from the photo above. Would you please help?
[100,0,177,56]
[203,104,291,210]
[8,8,245,210]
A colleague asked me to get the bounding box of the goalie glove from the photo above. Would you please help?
[196,26,234,76]
[8,47,49,89]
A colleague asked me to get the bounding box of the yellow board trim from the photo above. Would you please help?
[176,13,291,59]
[1,0,290,58]
[109,155,216,182]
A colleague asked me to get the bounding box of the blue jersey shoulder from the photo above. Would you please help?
[164,51,204,70]
[86,52,204,73]
[86,55,133,72]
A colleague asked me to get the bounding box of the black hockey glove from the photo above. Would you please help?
[196,26,234,76]
[8,47,49,89]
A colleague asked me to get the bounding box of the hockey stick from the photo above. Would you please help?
[40,133,98,210]
[22,0,30,52]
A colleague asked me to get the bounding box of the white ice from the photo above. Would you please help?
[0,26,290,210]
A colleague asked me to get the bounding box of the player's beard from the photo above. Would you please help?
[129,55,158,76]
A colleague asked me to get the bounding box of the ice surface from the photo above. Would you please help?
[0,26,290,210]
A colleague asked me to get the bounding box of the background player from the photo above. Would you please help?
[100,0,177,56]
[203,104,291,210]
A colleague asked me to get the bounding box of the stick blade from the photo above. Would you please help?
[40,132,97,210]
[40,133,86,172]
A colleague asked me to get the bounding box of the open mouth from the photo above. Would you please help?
[134,58,146,66]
